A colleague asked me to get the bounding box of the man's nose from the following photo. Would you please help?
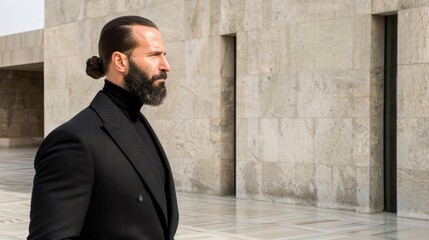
[160,55,171,72]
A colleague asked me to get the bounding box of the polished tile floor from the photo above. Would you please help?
[1,148,429,239]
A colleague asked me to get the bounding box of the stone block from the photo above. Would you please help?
[398,7,429,64]
[261,162,317,206]
[314,18,354,71]
[236,160,261,198]
[261,73,297,118]
[352,15,372,70]
[369,67,384,118]
[314,118,353,165]
[84,0,114,19]
[217,0,245,35]
[0,123,7,137]
[246,118,279,163]
[288,22,317,72]
[45,0,85,27]
[44,20,92,59]
[113,0,147,13]
[399,0,429,9]
[149,118,217,160]
[295,71,333,117]
[184,0,212,39]
[355,166,383,213]
[397,64,429,118]
[44,55,87,89]
[397,118,429,171]
[236,32,246,76]
[44,88,70,121]
[141,1,187,42]
[295,70,370,118]
[315,164,334,207]
[168,154,234,195]
[278,25,291,74]
[370,16,385,68]
[242,0,264,30]
[372,0,398,14]
[285,0,371,24]
[236,74,261,118]
[0,30,44,68]
[397,169,429,220]
[369,117,384,167]
[235,118,247,163]
[278,118,314,164]
[243,28,279,74]
[332,165,358,209]
[352,118,370,167]
[185,37,222,78]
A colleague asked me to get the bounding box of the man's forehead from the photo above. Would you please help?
[132,25,161,41]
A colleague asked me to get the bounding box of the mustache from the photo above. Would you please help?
[152,71,167,81]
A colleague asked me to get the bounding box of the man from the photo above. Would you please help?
[28,16,179,240]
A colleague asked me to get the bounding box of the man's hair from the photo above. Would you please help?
[86,16,158,79]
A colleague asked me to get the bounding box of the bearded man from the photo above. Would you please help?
[28,16,179,240]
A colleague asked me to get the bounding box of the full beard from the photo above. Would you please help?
[124,60,167,106]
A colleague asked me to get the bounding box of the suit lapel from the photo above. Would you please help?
[89,92,168,227]
[140,113,179,238]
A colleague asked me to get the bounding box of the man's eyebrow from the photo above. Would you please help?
[149,50,166,55]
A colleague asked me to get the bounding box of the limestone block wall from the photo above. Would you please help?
[41,0,429,218]
[234,0,385,213]
[0,30,44,68]
[0,70,43,147]
[43,0,236,195]
[397,3,429,220]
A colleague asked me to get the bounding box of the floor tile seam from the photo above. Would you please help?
[238,221,409,239]
[180,218,330,235]
[207,218,334,234]
[178,212,393,232]
[317,226,418,240]
[178,225,259,240]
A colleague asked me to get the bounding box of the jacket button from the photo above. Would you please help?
[137,194,144,203]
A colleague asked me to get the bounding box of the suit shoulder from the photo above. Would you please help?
[48,107,102,136]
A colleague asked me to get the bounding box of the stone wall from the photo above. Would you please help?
[397,2,429,220]
[233,1,386,213]
[0,30,43,68]
[39,0,429,219]
[0,70,43,147]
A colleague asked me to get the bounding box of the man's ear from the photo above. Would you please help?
[111,51,128,74]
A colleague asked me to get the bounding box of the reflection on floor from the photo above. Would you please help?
[1,148,429,239]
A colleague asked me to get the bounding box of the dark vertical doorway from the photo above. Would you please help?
[221,35,237,196]
[384,14,397,213]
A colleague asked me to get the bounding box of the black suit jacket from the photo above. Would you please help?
[28,92,179,240]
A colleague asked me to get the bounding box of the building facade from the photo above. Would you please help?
[1,0,429,220]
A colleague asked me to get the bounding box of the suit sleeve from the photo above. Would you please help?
[28,128,94,240]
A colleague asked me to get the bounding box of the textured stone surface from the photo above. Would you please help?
[397,5,429,220]
[7,0,429,218]
[398,7,429,65]
[397,64,429,118]
[0,30,43,68]
[399,0,429,9]
[372,0,398,14]
[0,70,43,147]
[397,118,429,171]
[397,169,429,220]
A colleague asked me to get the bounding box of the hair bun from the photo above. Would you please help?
[86,56,105,79]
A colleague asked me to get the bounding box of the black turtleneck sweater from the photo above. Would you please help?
[100,80,166,189]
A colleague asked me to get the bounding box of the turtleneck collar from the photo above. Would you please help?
[101,80,143,122]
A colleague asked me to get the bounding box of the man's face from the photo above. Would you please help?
[124,58,167,106]
[125,25,171,106]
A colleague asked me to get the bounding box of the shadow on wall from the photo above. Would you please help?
[0,68,44,148]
